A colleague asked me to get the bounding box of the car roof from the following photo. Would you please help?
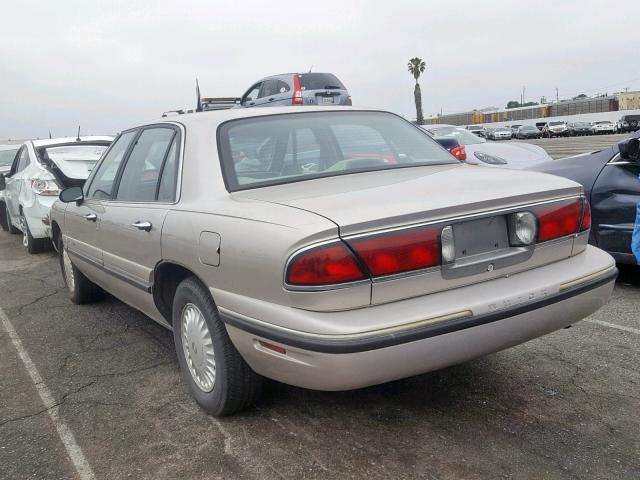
[146,106,379,130]
[31,136,114,147]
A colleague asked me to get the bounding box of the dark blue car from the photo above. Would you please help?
[531,132,640,265]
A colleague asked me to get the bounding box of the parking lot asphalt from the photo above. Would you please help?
[1,136,639,480]
[508,133,628,159]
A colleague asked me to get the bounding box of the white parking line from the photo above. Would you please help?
[0,307,96,480]
[586,319,640,335]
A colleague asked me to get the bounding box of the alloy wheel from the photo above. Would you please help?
[180,303,216,392]
[20,214,28,248]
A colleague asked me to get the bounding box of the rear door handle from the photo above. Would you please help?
[131,221,152,232]
[83,213,97,222]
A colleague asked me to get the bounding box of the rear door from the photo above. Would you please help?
[590,153,640,261]
[98,125,180,321]
[258,79,291,107]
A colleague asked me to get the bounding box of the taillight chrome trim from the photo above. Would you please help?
[283,195,587,292]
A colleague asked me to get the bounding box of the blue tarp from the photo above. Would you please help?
[632,201,640,264]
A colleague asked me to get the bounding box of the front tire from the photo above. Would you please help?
[58,237,103,304]
[172,277,262,416]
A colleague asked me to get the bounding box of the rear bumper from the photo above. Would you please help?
[220,246,616,390]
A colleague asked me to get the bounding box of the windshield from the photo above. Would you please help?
[549,121,565,126]
[0,147,19,167]
[496,127,510,132]
[594,121,612,125]
[43,144,108,162]
[426,126,485,145]
[467,125,482,130]
[521,126,537,131]
[218,111,456,191]
[574,122,590,127]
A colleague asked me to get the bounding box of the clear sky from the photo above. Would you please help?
[1,0,639,139]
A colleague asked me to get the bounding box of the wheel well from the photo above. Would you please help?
[51,221,61,250]
[0,200,6,228]
[153,262,198,325]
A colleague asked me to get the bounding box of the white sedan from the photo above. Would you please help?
[0,136,112,253]
[590,121,616,135]
[422,125,553,169]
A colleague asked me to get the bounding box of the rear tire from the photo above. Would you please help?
[5,203,20,234]
[20,212,48,254]
[172,276,262,416]
[58,237,103,304]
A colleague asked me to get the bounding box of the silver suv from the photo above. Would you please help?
[238,72,351,108]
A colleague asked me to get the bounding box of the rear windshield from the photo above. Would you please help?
[298,73,345,91]
[218,111,456,191]
[41,144,108,162]
[0,147,19,166]
[549,121,565,126]
[521,126,537,131]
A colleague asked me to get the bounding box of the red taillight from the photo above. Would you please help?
[580,199,591,231]
[533,199,581,242]
[286,243,365,285]
[292,75,303,105]
[348,227,441,276]
[450,145,467,161]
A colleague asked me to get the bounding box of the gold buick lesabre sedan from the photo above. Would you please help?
[50,107,617,415]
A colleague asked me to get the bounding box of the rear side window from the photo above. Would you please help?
[298,73,345,91]
[115,127,176,202]
[86,131,136,199]
[157,138,179,202]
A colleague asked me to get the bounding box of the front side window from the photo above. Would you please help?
[218,111,456,191]
[86,130,136,199]
[243,83,262,103]
[115,127,176,202]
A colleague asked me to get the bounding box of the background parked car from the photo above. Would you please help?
[431,136,466,161]
[465,125,486,137]
[238,73,351,108]
[517,125,542,139]
[0,144,20,176]
[488,127,512,141]
[509,124,522,135]
[590,120,616,135]
[422,124,552,168]
[615,115,640,134]
[0,136,112,253]
[543,120,569,137]
[531,132,640,265]
[567,122,592,136]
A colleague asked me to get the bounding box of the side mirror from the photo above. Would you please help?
[0,174,5,191]
[619,138,640,162]
[59,186,84,204]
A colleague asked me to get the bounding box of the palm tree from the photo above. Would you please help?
[407,57,426,124]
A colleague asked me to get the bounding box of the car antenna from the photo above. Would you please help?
[76,125,81,142]
[48,130,52,139]
[308,65,313,73]
[196,78,203,112]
